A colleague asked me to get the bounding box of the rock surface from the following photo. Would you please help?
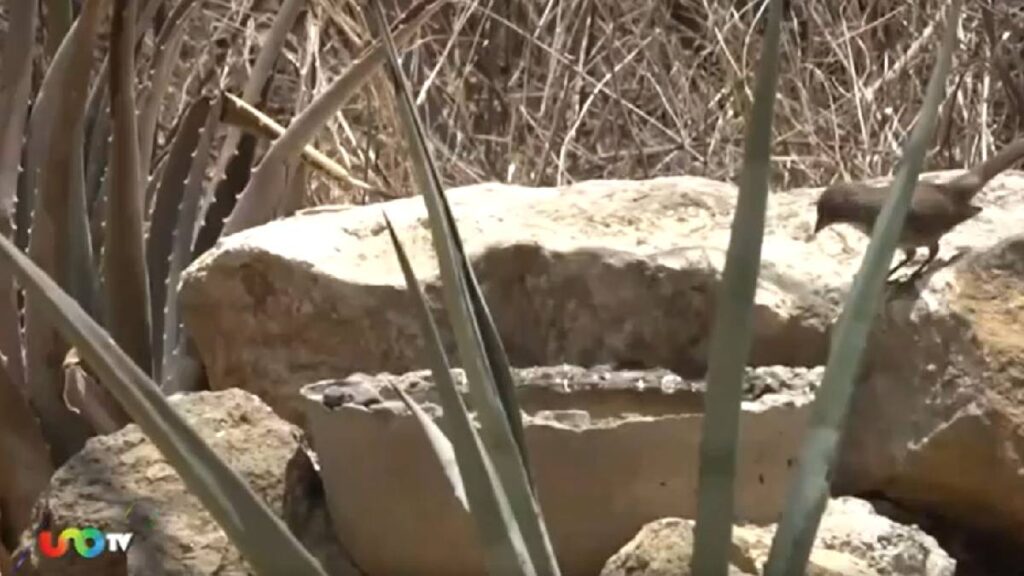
[180,175,836,426]
[180,172,1024,553]
[9,389,351,576]
[300,365,817,576]
[601,497,956,576]
[599,517,753,576]
[835,230,1024,545]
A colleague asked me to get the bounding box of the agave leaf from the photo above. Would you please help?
[763,2,964,574]
[219,92,376,194]
[0,0,35,234]
[82,57,113,220]
[164,336,204,394]
[137,0,201,179]
[82,0,168,252]
[0,344,53,556]
[192,0,305,257]
[66,112,99,319]
[14,152,33,252]
[24,0,111,464]
[204,0,305,223]
[688,1,785,574]
[137,0,170,35]
[278,159,308,218]
[89,170,110,287]
[146,95,213,382]
[17,0,80,254]
[369,2,559,574]
[83,85,111,219]
[81,0,163,154]
[44,0,74,60]
[388,383,468,511]
[409,129,531,477]
[141,65,218,224]
[438,186,531,479]
[384,214,536,574]
[105,0,153,374]
[144,142,170,216]
[220,0,443,237]
[0,0,49,510]
[0,230,327,575]
[160,96,221,391]
[192,129,259,258]
[0,0,37,393]
[190,80,271,260]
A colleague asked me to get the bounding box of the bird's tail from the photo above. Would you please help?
[944,137,1024,203]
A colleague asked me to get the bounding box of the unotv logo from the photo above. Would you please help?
[37,527,135,559]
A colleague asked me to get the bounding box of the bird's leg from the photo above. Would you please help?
[908,242,940,279]
[886,248,916,281]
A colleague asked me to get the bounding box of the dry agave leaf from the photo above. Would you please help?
[104,0,153,374]
[146,95,215,382]
[161,96,222,392]
[0,0,37,396]
[23,0,111,464]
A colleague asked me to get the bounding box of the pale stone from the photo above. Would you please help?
[603,497,956,576]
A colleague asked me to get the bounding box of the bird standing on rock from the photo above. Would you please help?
[812,137,1024,282]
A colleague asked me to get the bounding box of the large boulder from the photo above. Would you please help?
[179,172,1024,552]
[179,176,834,426]
[9,389,353,576]
[600,497,956,576]
[835,222,1024,545]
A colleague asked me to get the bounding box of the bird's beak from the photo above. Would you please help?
[807,216,826,242]
[812,216,826,235]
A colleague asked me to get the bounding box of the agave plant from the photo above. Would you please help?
[0,0,442,571]
[369,1,560,573]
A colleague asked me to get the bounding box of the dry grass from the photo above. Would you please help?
[7,0,1024,207]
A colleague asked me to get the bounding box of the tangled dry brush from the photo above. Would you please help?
[7,0,1024,206]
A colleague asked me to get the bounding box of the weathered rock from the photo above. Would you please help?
[180,176,836,427]
[835,231,1024,544]
[9,389,351,576]
[300,365,818,576]
[601,497,956,576]
[599,517,753,576]
[180,172,1024,551]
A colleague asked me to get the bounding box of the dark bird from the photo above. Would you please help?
[812,137,1024,281]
